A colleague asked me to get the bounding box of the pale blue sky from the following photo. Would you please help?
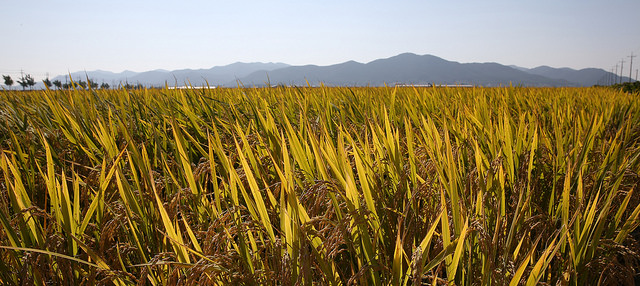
[2,0,639,81]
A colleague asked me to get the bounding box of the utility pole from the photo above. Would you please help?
[19,69,24,90]
[618,60,625,84]
[636,69,638,82]
[628,53,635,83]
[610,68,614,85]
[615,64,619,84]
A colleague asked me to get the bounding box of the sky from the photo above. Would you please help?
[2,0,640,82]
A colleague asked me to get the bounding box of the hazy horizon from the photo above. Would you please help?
[2,0,640,82]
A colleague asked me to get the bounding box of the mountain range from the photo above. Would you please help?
[51,53,631,88]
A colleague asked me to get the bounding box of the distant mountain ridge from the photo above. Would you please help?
[52,62,289,87]
[50,53,629,88]
[518,66,614,87]
[238,53,569,87]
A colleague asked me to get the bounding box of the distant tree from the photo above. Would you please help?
[17,78,28,90]
[76,80,87,89]
[17,74,35,90]
[612,81,640,94]
[62,82,71,89]
[27,75,36,89]
[52,79,62,89]
[3,75,13,89]
[87,80,98,89]
[100,82,110,89]
[43,78,52,89]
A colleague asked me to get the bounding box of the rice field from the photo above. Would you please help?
[0,85,639,285]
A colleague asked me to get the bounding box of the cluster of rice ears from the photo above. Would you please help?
[0,84,639,285]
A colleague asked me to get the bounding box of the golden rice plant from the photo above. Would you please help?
[0,84,638,285]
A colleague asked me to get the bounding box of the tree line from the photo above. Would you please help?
[3,74,36,90]
[611,81,640,94]
[2,74,147,90]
